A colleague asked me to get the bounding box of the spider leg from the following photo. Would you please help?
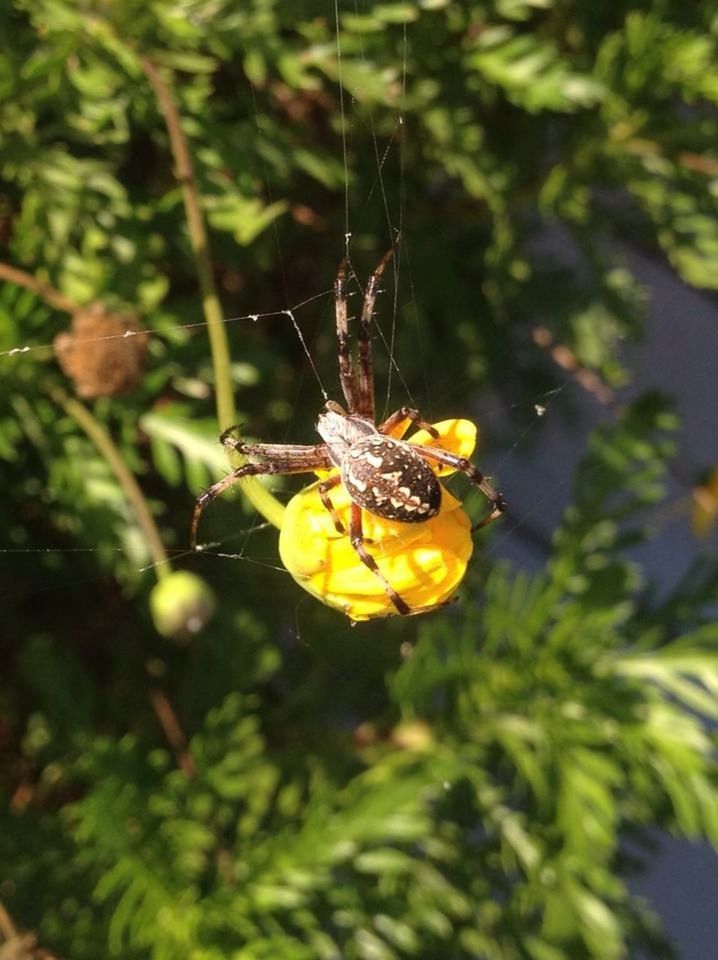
[334,258,359,413]
[316,474,346,534]
[349,502,410,616]
[221,433,331,463]
[378,406,439,440]
[191,451,331,551]
[356,244,398,421]
[415,446,506,530]
[316,474,376,542]
[219,423,244,445]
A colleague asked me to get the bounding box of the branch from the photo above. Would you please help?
[149,687,196,777]
[0,262,77,314]
[531,325,618,410]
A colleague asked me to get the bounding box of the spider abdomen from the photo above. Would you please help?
[340,435,442,523]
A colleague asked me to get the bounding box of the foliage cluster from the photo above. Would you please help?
[1,1,717,958]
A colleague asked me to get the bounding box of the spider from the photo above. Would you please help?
[191,245,506,616]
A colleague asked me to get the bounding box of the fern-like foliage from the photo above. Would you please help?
[393,398,716,959]
[3,399,712,960]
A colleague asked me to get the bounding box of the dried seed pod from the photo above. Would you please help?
[54,304,149,398]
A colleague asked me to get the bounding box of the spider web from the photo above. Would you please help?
[0,6,572,612]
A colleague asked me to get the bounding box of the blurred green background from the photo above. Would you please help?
[1,2,718,958]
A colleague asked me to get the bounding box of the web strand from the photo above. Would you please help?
[0,290,331,363]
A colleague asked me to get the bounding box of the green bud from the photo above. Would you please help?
[150,571,216,640]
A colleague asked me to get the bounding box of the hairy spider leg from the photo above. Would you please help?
[349,502,411,616]
[191,447,332,551]
[334,259,359,414]
[414,446,507,531]
[356,244,397,421]
[334,241,399,420]
[223,427,346,536]
[220,432,331,465]
[378,405,440,440]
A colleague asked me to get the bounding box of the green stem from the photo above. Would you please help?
[52,388,171,579]
[140,56,284,530]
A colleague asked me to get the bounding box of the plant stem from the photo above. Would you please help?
[52,387,171,579]
[140,56,285,530]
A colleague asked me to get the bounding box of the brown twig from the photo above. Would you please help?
[149,687,196,777]
[0,902,18,943]
[0,262,77,315]
[531,325,618,410]
[0,900,59,960]
[677,151,718,177]
[531,323,712,528]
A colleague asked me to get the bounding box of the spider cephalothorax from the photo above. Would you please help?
[191,245,505,616]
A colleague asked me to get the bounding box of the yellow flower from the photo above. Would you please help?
[278,419,479,621]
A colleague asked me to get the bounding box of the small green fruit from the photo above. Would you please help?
[150,571,216,640]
